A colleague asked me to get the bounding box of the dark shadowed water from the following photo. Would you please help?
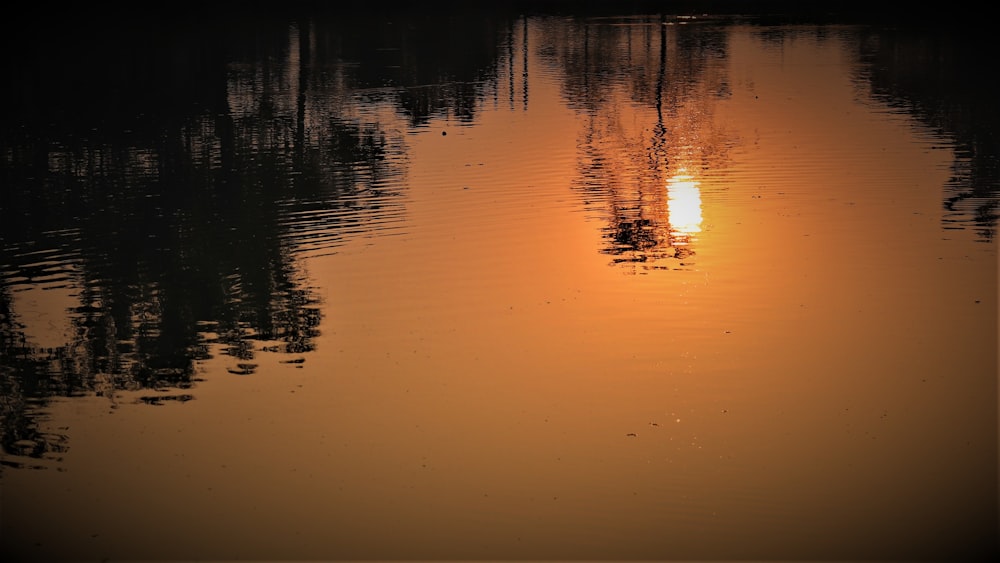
[1,5,997,561]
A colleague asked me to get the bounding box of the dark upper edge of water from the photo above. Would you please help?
[3,1,992,24]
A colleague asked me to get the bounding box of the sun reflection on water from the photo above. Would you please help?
[667,169,703,245]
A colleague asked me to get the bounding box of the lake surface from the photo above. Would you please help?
[1,6,997,561]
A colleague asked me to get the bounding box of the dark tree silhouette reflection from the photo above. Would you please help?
[299,10,508,126]
[537,15,735,270]
[0,286,71,469]
[0,10,509,468]
[740,20,998,242]
[854,26,998,242]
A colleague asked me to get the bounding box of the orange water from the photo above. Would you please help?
[1,17,995,561]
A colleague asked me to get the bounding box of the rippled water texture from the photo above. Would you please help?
[1,8,997,561]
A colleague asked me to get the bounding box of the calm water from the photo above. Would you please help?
[1,7,997,561]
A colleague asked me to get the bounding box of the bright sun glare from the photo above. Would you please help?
[666,170,703,238]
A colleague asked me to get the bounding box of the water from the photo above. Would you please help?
[1,7,997,561]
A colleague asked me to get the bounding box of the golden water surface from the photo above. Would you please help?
[1,15,996,561]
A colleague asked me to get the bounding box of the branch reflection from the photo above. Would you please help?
[0,12,510,468]
[538,15,733,270]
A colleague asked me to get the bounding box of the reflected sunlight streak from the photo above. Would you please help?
[667,170,703,243]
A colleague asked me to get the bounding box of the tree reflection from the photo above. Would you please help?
[741,21,998,242]
[0,11,508,467]
[0,286,71,469]
[538,15,734,269]
[298,10,508,126]
[854,26,998,241]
